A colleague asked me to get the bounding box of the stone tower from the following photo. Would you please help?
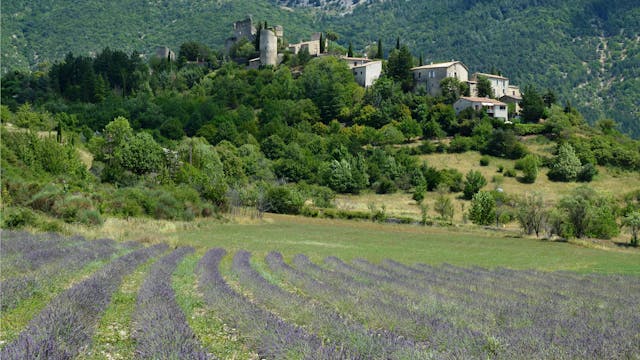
[259,28,278,67]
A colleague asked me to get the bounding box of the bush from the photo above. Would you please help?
[548,143,582,182]
[374,177,397,194]
[479,156,490,166]
[77,209,104,226]
[463,170,487,200]
[448,135,473,153]
[504,168,517,177]
[52,194,95,223]
[469,191,496,225]
[265,186,304,215]
[577,163,598,182]
[2,207,37,229]
[418,141,436,154]
[519,154,540,184]
[497,165,504,173]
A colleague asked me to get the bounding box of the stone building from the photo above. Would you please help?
[411,61,469,96]
[288,40,322,56]
[259,28,278,66]
[454,96,509,122]
[155,46,175,61]
[341,56,382,87]
[471,72,509,98]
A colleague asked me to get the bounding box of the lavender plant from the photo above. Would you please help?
[132,247,211,359]
[1,243,167,359]
[197,248,341,359]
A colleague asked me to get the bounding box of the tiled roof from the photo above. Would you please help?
[410,61,467,71]
[458,96,507,106]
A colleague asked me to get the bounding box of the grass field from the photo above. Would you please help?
[336,149,640,224]
[67,214,640,275]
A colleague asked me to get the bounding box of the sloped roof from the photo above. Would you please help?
[410,61,468,71]
[473,72,508,80]
[458,96,507,106]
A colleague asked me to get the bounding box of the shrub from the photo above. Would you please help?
[265,186,304,215]
[418,141,436,154]
[577,163,598,182]
[29,184,64,213]
[479,156,490,166]
[504,168,517,177]
[448,135,473,153]
[548,143,582,182]
[497,165,504,173]
[463,170,487,200]
[52,194,95,223]
[519,154,540,184]
[2,207,37,229]
[77,209,104,226]
[374,177,397,194]
[469,191,496,225]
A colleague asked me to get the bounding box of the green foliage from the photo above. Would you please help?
[518,154,540,184]
[463,170,487,200]
[622,211,640,246]
[434,185,454,221]
[548,143,582,182]
[476,76,494,98]
[521,85,545,123]
[115,132,164,175]
[557,186,619,239]
[469,191,496,226]
[265,185,304,214]
[479,156,490,166]
[516,192,547,237]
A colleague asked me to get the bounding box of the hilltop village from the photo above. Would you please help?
[163,16,523,123]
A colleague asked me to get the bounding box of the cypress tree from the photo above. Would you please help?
[319,33,325,53]
[348,42,353,57]
[396,36,400,50]
[376,38,383,59]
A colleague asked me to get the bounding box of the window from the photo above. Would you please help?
[499,106,506,110]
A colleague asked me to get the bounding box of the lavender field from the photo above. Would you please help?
[1,231,639,359]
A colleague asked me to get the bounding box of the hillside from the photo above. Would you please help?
[2,0,639,136]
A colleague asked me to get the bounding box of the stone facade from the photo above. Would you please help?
[234,16,256,41]
[471,72,509,98]
[288,40,322,56]
[260,29,278,66]
[155,46,175,61]
[351,60,382,88]
[454,96,509,122]
[411,61,469,96]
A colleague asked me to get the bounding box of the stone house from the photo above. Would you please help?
[471,72,509,98]
[454,96,509,122]
[155,46,175,61]
[411,61,469,96]
[288,39,322,56]
[500,85,522,114]
[351,61,382,87]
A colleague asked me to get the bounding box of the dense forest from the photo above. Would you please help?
[2,42,639,243]
[2,0,639,136]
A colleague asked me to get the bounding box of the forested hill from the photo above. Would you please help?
[1,0,639,136]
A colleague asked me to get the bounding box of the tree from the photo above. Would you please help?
[521,85,545,123]
[440,77,467,104]
[469,191,496,225]
[319,33,325,53]
[517,192,547,237]
[396,117,422,141]
[434,185,454,221]
[548,143,582,181]
[376,38,383,59]
[115,132,164,175]
[476,75,494,98]
[463,170,487,200]
[519,154,539,183]
[347,42,354,57]
[386,45,414,85]
[557,186,618,239]
[542,88,557,107]
[395,36,400,50]
[622,211,640,247]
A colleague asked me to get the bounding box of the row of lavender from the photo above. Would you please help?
[1,231,138,311]
[2,231,638,359]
